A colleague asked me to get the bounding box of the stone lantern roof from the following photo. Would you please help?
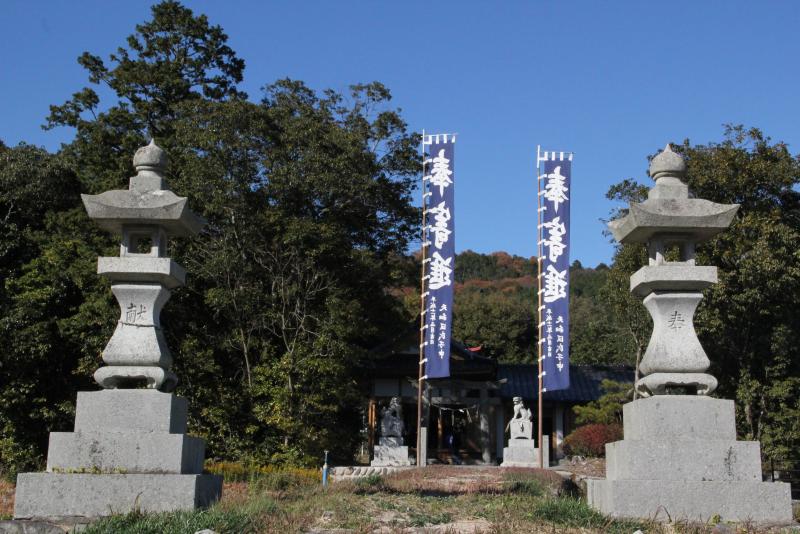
[81,139,204,237]
[607,144,739,244]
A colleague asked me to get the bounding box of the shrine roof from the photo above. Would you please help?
[497,364,634,403]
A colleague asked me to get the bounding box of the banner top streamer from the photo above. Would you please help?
[423,133,457,145]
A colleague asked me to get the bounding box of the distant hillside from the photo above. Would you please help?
[449,251,626,365]
[454,250,535,282]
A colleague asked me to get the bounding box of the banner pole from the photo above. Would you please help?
[536,145,544,469]
[416,130,428,467]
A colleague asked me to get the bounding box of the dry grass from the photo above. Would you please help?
[0,479,14,519]
[350,465,563,496]
[1,467,794,533]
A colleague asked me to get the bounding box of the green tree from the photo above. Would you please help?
[572,380,633,425]
[568,263,633,366]
[0,144,115,477]
[2,1,419,471]
[46,0,245,189]
[453,286,534,362]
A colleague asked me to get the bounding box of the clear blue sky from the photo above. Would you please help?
[2,1,799,267]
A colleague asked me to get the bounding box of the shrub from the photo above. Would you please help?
[572,380,632,425]
[562,423,623,458]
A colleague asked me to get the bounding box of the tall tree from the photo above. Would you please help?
[0,144,114,477]
[46,0,246,194]
[1,1,419,471]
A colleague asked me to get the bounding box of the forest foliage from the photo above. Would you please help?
[1,1,798,477]
[1,1,419,475]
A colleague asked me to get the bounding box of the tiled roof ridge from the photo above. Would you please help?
[498,363,633,369]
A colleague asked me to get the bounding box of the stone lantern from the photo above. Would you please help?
[607,144,738,397]
[14,141,222,520]
[81,139,203,392]
[587,145,792,523]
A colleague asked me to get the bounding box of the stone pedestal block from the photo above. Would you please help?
[622,395,734,441]
[501,436,549,468]
[73,390,187,434]
[14,473,222,519]
[605,439,761,482]
[14,390,221,519]
[47,432,205,474]
[587,396,793,523]
[371,446,412,466]
[378,437,402,447]
[587,479,792,523]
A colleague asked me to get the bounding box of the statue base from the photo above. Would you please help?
[501,436,549,468]
[371,445,413,467]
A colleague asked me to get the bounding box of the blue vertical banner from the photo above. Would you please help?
[539,152,571,391]
[423,134,455,378]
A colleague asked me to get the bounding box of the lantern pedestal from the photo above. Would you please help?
[587,396,792,523]
[14,390,222,519]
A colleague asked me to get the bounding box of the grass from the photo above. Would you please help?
[0,479,13,519]
[15,466,794,533]
[527,497,650,533]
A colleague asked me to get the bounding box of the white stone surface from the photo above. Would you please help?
[371,446,412,466]
[14,473,222,519]
[508,419,533,441]
[501,436,549,467]
[588,397,793,523]
[47,432,205,474]
[94,366,178,391]
[621,396,735,441]
[378,437,402,447]
[587,479,793,523]
[636,372,717,397]
[640,291,708,375]
[81,191,204,237]
[73,390,187,434]
[98,257,186,288]
[605,439,761,481]
[630,265,717,296]
[330,466,412,481]
[608,199,739,244]
[101,284,172,367]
